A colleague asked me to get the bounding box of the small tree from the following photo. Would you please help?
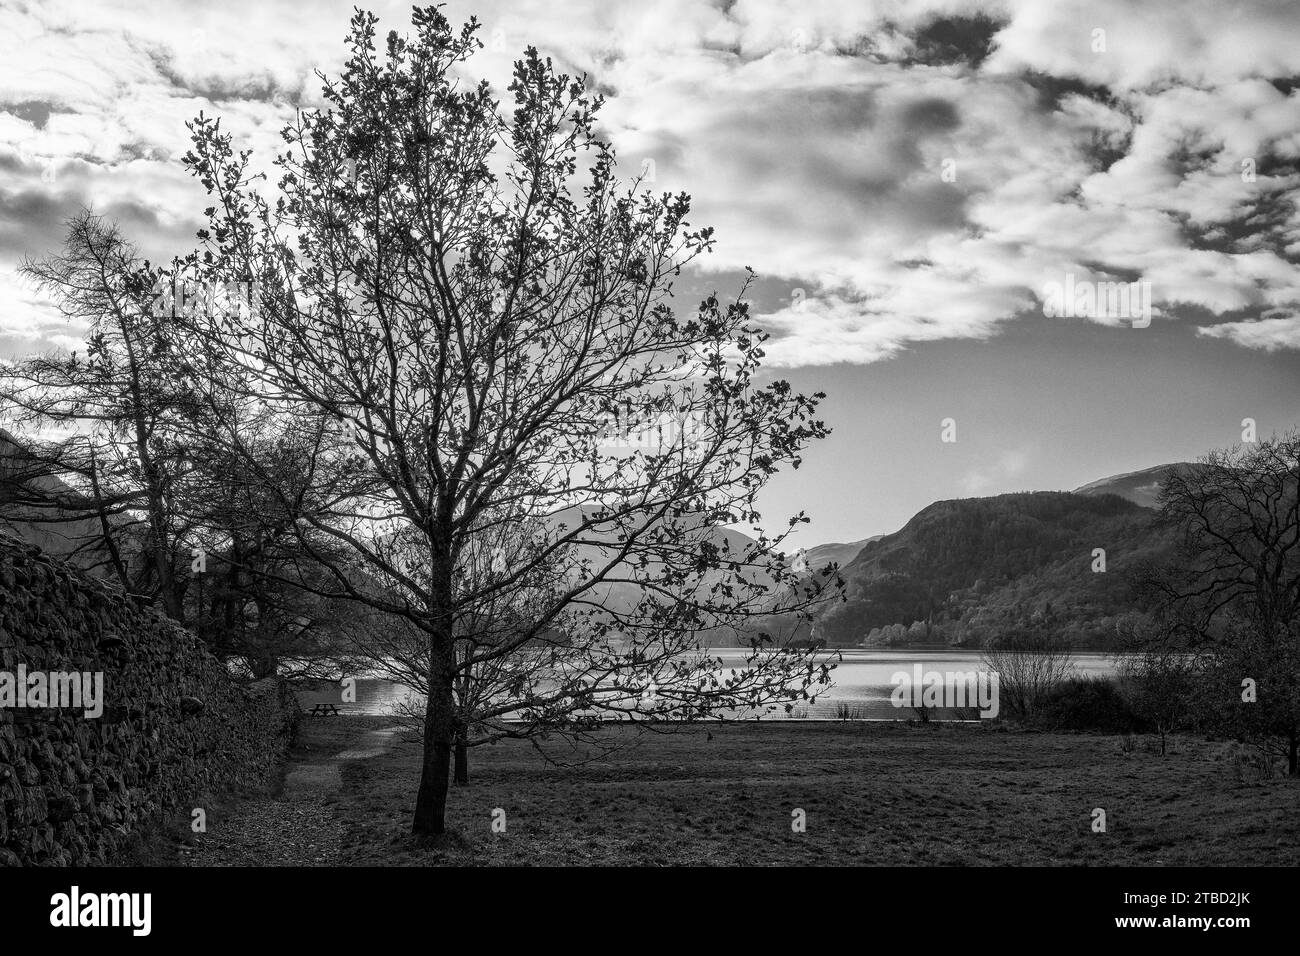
[980,628,1075,720]
[185,430,376,680]
[1209,619,1300,775]
[1118,647,1197,755]
[350,500,576,785]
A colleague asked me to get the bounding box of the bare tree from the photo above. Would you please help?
[1117,645,1197,756]
[185,429,377,680]
[1147,433,1300,773]
[1154,436,1300,631]
[1,212,370,681]
[178,7,837,835]
[0,211,191,617]
[351,500,579,785]
[980,629,1075,720]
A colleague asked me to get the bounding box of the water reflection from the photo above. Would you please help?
[294,648,1121,720]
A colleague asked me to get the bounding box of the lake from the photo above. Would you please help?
[295,647,1122,720]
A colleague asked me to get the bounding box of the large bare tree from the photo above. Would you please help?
[179,6,837,835]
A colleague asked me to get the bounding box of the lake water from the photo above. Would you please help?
[296,648,1122,720]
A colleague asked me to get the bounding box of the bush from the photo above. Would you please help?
[1213,740,1283,783]
[1031,676,1144,733]
[980,630,1075,720]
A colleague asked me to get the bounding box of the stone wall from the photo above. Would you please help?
[0,533,299,865]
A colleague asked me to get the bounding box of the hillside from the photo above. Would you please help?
[545,504,807,646]
[813,490,1176,649]
[1072,462,1195,509]
[3,431,1188,652]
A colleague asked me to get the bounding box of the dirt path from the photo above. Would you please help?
[180,718,401,867]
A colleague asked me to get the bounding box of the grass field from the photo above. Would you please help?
[212,717,1300,867]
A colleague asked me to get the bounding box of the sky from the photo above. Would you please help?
[1,0,1299,546]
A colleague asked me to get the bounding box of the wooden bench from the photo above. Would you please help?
[308,703,341,717]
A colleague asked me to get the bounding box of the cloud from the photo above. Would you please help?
[984,0,1300,92]
[960,445,1033,495]
[1,0,1298,364]
[1199,309,1300,351]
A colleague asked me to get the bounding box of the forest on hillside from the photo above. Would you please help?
[813,491,1174,649]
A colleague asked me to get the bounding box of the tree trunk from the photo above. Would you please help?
[454,724,468,786]
[412,645,454,835]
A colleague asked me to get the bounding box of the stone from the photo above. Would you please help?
[47,795,79,822]
[0,532,296,865]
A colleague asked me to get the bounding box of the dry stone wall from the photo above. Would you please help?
[0,533,299,865]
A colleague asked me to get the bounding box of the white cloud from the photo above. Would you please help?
[984,0,1300,92]
[1199,310,1300,351]
[960,445,1033,495]
[1,0,1298,362]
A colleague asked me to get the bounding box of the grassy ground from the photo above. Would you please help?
[177,717,1300,866]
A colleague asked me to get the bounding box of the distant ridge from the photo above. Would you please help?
[1072,462,1197,509]
[804,536,884,571]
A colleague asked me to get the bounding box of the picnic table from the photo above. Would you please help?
[308,703,342,717]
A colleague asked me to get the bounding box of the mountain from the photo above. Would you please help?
[1072,462,1196,509]
[803,536,884,571]
[3,428,1190,652]
[544,504,806,645]
[813,490,1176,649]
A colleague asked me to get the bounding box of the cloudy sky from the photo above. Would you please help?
[2,0,1299,544]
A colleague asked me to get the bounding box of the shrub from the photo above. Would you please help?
[981,630,1075,720]
[1032,676,1144,733]
[1213,740,1282,784]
